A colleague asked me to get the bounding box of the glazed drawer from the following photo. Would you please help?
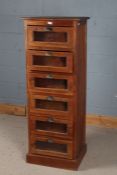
[27,26,73,50]
[27,50,73,73]
[28,72,75,94]
[29,115,73,139]
[29,94,75,117]
[30,135,73,159]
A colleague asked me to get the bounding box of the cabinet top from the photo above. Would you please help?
[22,16,89,21]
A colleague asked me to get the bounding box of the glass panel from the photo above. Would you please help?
[33,31,67,42]
[34,78,68,89]
[35,141,67,153]
[33,55,66,67]
[35,99,68,111]
[35,121,67,133]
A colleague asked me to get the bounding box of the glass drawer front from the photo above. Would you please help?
[33,31,67,42]
[29,94,74,116]
[30,116,73,138]
[35,99,68,111]
[28,73,74,94]
[35,121,67,133]
[35,140,67,153]
[33,55,66,67]
[27,26,73,49]
[27,51,73,73]
[30,136,73,159]
[34,78,67,89]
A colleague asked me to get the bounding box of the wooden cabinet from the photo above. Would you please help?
[23,17,89,170]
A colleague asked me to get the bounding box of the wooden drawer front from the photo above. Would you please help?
[27,50,73,73]
[27,26,73,50]
[28,73,74,94]
[29,112,73,121]
[30,135,73,159]
[29,116,73,139]
[29,94,75,117]
[26,19,74,27]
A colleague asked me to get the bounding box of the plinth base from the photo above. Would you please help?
[26,144,87,170]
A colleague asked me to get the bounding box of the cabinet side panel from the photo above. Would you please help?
[73,21,87,158]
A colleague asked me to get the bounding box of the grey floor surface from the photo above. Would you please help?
[0,114,117,175]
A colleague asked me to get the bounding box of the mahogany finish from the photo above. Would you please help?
[23,17,89,170]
